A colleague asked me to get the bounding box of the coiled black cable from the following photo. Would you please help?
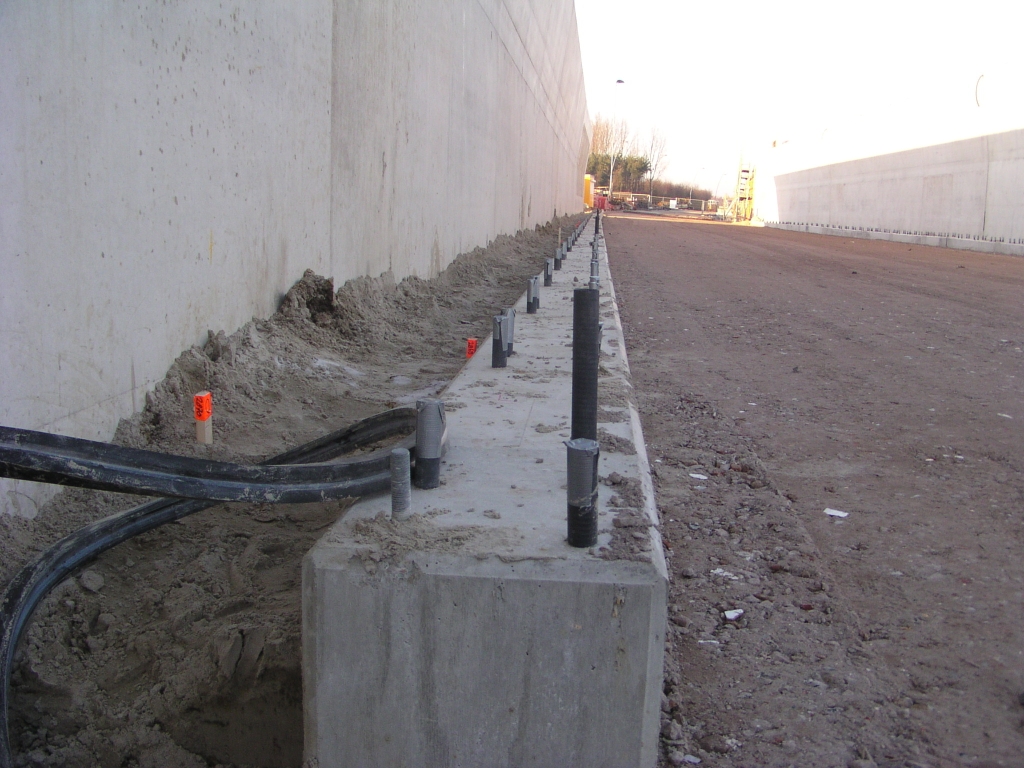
[0,407,419,767]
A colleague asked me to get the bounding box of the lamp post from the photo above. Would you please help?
[607,79,625,206]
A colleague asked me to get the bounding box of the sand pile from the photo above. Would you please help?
[0,215,581,768]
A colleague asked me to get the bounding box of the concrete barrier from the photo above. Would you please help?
[303,220,667,767]
[773,128,1024,256]
[0,1,590,518]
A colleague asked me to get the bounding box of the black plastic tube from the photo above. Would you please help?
[503,308,516,356]
[571,287,600,442]
[0,407,419,768]
[0,421,416,503]
[491,315,506,368]
[566,437,600,547]
[412,399,444,490]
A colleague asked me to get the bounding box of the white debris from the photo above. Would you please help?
[683,756,702,765]
[689,473,708,480]
[723,609,745,621]
[79,570,105,593]
[998,413,1013,419]
[824,508,849,518]
[710,568,740,580]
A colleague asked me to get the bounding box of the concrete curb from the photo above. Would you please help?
[302,216,667,767]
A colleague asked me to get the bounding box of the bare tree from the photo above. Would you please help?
[590,114,631,158]
[644,130,668,199]
[590,114,612,156]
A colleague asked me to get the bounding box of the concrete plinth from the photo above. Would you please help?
[303,218,667,767]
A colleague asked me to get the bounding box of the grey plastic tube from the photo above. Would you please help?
[491,315,506,368]
[571,287,601,442]
[532,276,540,312]
[502,307,516,356]
[544,258,553,287]
[391,447,412,520]
[526,278,536,314]
[566,438,600,547]
[413,399,445,489]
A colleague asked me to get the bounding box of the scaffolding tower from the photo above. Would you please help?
[733,164,756,222]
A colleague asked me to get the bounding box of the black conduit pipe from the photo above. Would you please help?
[571,287,600,442]
[0,407,421,768]
[491,315,507,368]
[0,418,417,503]
[566,437,600,548]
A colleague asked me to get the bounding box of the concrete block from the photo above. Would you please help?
[303,218,666,767]
[303,553,665,767]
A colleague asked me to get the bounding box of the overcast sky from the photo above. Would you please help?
[575,0,1024,200]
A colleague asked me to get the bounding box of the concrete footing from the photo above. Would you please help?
[302,217,667,767]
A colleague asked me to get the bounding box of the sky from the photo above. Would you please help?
[574,0,1024,207]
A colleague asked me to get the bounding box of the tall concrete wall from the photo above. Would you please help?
[0,1,590,518]
[773,128,1024,247]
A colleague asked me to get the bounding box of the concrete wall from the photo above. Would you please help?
[773,128,1024,248]
[0,1,590,517]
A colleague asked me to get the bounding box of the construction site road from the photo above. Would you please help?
[606,214,1024,768]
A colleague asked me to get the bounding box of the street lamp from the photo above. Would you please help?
[607,79,625,206]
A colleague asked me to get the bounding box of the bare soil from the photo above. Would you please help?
[0,217,580,768]
[606,214,1024,768]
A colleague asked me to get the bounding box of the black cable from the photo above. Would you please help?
[0,411,415,502]
[0,407,418,768]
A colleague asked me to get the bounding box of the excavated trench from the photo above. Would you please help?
[0,215,582,768]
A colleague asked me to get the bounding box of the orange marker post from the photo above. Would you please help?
[193,391,213,444]
[466,338,478,358]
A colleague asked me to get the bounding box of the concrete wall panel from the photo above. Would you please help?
[0,2,334,517]
[0,1,589,517]
[774,129,1024,247]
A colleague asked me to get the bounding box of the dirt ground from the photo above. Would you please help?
[605,214,1024,768]
[0,217,579,768]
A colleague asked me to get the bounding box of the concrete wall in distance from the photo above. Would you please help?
[0,1,590,517]
[773,128,1024,247]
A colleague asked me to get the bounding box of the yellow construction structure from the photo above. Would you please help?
[733,164,755,221]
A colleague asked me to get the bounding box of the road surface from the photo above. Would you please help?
[607,214,1024,768]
